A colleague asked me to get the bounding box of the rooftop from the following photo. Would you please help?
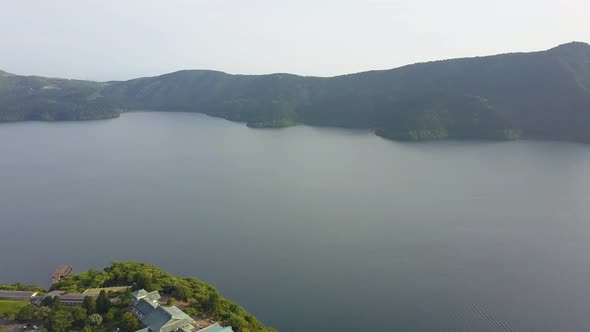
[132,290,149,299]
[0,290,38,297]
[83,286,130,295]
[132,290,196,332]
[200,324,233,332]
[60,293,96,301]
[140,304,195,332]
[132,290,161,303]
[135,299,158,315]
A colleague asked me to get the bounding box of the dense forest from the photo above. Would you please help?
[1,41,589,141]
[0,262,275,332]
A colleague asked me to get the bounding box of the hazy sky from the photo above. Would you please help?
[1,0,588,81]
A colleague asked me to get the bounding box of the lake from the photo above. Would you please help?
[2,112,590,331]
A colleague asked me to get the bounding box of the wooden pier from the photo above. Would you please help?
[51,265,72,284]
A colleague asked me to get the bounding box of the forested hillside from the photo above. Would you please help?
[0,71,119,121]
[1,42,589,141]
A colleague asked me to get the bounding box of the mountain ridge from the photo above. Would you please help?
[5,42,587,80]
[1,41,589,141]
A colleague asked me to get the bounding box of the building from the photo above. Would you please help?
[132,289,231,332]
[131,289,194,332]
[199,324,234,332]
[0,290,38,301]
[82,286,130,295]
[32,290,98,306]
[59,293,96,306]
[131,289,161,313]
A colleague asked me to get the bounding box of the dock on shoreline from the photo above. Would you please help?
[51,265,72,284]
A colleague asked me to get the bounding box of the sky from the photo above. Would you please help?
[1,0,589,81]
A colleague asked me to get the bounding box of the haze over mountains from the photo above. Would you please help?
[1,42,589,141]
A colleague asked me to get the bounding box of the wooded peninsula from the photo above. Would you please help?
[0,262,275,332]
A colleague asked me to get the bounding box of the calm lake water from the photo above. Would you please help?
[2,112,590,331]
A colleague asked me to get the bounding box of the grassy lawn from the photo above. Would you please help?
[0,300,27,318]
[82,286,130,295]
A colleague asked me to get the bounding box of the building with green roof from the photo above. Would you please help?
[131,289,196,332]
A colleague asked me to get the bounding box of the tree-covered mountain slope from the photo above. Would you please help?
[0,72,119,121]
[1,42,589,141]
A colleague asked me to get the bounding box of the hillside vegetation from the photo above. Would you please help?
[52,262,276,332]
[0,72,118,122]
[1,42,590,141]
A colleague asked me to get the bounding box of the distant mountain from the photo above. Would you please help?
[0,72,118,121]
[2,42,590,141]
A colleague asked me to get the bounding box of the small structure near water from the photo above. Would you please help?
[51,265,72,284]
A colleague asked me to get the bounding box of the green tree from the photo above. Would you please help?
[120,312,139,332]
[203,292,220,313]
[173,284,190,300]
[86,314,103,327]
[51,297,61,309]
[136,272,154,291]
[33,306,51,322]
[83,325,93,332]
[48,309,73,332]
[166,297,176,306]
[41,296,54,307]
[96,290,110,313]
[118,290,132,308]
[83,296,96,314]
[105,307,120,322]
[69,306,88,327]
[226,313,248,332]
[183,307,197,317]
[16,304,37,322]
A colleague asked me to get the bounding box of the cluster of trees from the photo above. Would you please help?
[14,290,139,332]
[52,262,276,332]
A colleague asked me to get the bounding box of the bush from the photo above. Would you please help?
[121,312,139,332]
[86,313,103,327]
[183,307,197,317]
[16,304,37,322]
[105,307,121,322]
